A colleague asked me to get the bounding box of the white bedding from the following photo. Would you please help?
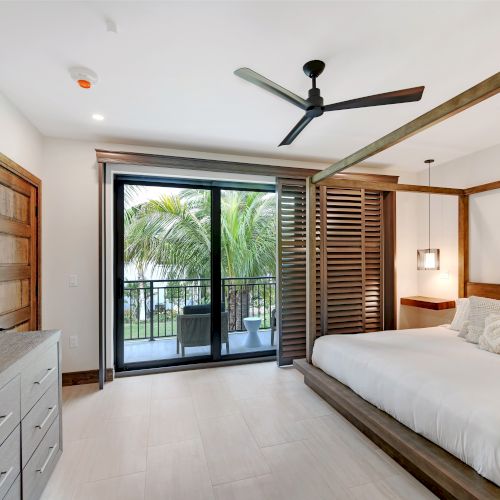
[312,326,500,486]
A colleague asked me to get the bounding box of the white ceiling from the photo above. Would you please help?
[0,1,499,172]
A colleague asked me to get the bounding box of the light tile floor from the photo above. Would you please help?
[42,362,436,500]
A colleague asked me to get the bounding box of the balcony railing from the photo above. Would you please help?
[123,276,276,341]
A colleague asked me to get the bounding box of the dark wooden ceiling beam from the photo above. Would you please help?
[321,178,464,196]
[464,180,500,195]
[312,72,500,184]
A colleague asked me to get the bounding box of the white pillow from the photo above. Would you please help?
[478,314,500,354]
[458,320,470,339]
[450,298,470,332]
[465,296,500,344]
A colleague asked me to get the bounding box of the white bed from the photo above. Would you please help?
[312,326,500,487]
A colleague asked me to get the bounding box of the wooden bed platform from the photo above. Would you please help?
[294,358,500,500]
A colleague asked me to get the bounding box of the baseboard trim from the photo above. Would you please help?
[62,368,114,386]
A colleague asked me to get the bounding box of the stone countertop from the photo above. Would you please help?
[0,330,61,384]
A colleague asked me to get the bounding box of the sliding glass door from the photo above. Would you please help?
[114,177,276,371]
[220,189,276,357]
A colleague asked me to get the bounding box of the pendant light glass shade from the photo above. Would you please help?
[417,248,440,270]
[417,159,440,270]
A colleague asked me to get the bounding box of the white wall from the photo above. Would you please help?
[417,144,500,299]
[0,91,43,177]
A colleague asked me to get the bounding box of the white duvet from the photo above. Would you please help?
[312,326,500,486]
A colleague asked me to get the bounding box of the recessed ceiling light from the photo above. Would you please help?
[92,113,104,121]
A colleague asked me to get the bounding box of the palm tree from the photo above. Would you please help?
[124,187,276,330]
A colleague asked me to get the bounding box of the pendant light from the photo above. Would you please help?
[417,159,440,270]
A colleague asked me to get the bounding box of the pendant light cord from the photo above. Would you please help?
[428,161,431,251]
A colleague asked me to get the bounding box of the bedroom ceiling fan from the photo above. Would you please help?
[234,60,425,146]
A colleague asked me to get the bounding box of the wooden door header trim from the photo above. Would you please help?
[0,152,41,187]
[311,72,500,184]
[96,149,319,179]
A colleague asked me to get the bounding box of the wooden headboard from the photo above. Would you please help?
[465,282,500,300]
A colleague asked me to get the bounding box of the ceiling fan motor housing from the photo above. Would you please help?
[307,87,324,114]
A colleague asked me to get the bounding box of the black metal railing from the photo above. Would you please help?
[123,277,276,341]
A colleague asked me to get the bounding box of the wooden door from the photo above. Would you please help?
[0,155,40,332]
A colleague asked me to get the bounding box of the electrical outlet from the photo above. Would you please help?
[69,274,79,287]
[69,335,79,348]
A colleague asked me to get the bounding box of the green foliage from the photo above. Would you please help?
[124,187,275,279]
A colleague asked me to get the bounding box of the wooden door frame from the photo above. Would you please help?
[0,152,42,329]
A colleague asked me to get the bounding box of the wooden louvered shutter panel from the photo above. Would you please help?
[322,187,364,334]
[320,187,384,334]
[363,190,384,332]
[276,179,307,365]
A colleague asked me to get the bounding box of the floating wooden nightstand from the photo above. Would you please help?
[400,296,456,311]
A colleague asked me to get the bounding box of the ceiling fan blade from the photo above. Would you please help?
[323,86,425,112]
[234,68,308,110]
[279,114,314,146]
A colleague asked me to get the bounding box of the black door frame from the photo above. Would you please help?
[114,175,276,372]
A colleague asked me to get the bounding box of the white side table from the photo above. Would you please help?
[243,316,262,348]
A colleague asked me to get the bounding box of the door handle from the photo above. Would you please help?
[117,277,124,299]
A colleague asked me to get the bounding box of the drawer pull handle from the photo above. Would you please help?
[0,411,13,428]
[34,367,56,386]
[36,405,58,430]
[37,443,57,474]
[0,467,13,489]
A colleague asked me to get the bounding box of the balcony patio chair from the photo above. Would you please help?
[176,304,229,356]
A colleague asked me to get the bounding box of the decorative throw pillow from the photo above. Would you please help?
[450,298,470,332]
[458,320,470,339]
[478,314,500,354]
[465,297,500,344]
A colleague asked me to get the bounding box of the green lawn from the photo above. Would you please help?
[124,315,273,341]
[124,319,177,340]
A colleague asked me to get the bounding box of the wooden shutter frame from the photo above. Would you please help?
[304,181,396,361]
[278,177,396,365]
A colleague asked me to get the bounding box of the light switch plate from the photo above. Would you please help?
[69,274,79,287]
[69,335,79,348]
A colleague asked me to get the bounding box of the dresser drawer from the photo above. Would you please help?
[3,474,20,500]
[0,376,20,447]
[22,382,59,467]
[0,426,20,499]
[21,344,58,416]
[23,416,60,500]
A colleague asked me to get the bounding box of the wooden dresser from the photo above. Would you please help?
[0,330,61,500]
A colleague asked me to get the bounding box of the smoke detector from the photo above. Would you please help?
[69,66,98,89]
